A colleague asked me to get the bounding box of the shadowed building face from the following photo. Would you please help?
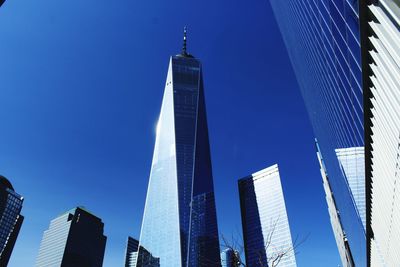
[360,1,400,266]
[0,175,24,266]
[35,207,107,267]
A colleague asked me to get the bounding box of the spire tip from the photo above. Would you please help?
[179,26,194,58]
[182,26,187,55]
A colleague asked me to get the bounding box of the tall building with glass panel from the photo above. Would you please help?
[35,206,107,267]
[268,1,366,265]
[137,30,221,267]
[0,175,24,266]
[238,165,297,267]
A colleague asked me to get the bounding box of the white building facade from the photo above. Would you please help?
[238,164,297,267]
[361,1,400,266]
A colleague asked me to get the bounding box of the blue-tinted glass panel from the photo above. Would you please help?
[138,59,182,266]
[269,0,366,265]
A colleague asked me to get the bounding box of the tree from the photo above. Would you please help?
[220,218,307,267]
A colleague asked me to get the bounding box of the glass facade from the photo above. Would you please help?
[0,176,24,266]
[36,207,107,267]
[268,0,366,265]
[238,165,297,267]
[335,147,365,230]
[138,53,220,267]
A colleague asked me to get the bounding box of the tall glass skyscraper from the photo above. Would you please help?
[268,1,366,266]
[238,165,297,267]
[36,206,107,267]
[137,29,221,267]
[0,175,24,266]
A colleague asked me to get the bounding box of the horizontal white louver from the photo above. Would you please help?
[368,2,400,266]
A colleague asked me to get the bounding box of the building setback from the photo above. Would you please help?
[268,1,366,265]
[35,206,107,267]
[238,165,297,267]
[137,28,221,267]
[359,1,400,266]
[0,175,24,266]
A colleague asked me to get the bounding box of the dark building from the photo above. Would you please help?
[135,247,160,267]
[35,206,107,267]
[0,175,24,266]
[125,237,139,267]
[124,236,159,267]
[137,28,221,266]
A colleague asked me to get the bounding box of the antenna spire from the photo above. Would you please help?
[182,26,188,56]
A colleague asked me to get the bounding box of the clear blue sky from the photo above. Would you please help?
[0,0,341,266]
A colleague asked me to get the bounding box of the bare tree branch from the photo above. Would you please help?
[217,218,307,267]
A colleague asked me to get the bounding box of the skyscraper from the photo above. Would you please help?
[238,164,297,267]
[125,237,139,267]
[220,248,240,267]
[268,1,366,265]
[125,237,160,267]
[35,206,107,267]
[0,175,24,266]
[137,28,221,267]
[359,1,400,266]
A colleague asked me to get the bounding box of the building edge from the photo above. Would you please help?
[359,1,377,266]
